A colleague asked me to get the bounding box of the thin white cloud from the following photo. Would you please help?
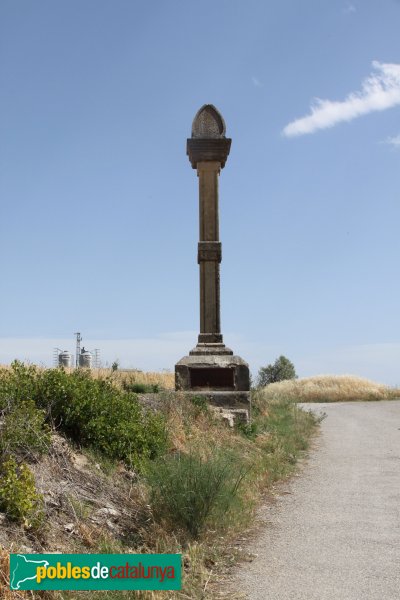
[283,61,400,138]
[385,133,400,147]
[252,76,262,88]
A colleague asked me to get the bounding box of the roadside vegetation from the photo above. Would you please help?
[0,361,318,599]
[259,374,399,403]
[0,364,175,392]
[83,368,174,391]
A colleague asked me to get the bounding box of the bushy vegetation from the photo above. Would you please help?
[0,361,167,468]
[0,398,50,460]
[0,457,43,526]
[257,355,297,387]
[0,362,320,599]
[38,367,167,467]
[141,390,318,546]
[145,448,248,538]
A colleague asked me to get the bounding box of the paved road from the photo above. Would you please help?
[232,401,400,600]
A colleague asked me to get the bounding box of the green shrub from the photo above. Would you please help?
[0,361,39,411]
[37,368,167,468]
[0,363,167,469]
[257,355,297,387]
[0,457,44,526]
[0,362,51,460]
[235,420,258,440]
[0,399,50,460]
[145,449,247,538]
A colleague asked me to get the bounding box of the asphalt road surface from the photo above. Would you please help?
[231,401,400,600]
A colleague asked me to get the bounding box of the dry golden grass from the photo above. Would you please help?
[91,368,175,390]
[0,365,175,391]
[259,374,399,403]
[161,392,252,457]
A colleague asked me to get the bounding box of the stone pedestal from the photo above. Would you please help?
[175,105,250,409]
[175,352,250,408]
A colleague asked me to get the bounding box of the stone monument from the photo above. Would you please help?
[175,105,250,410]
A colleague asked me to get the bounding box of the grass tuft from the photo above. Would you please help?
[145,448,248,538]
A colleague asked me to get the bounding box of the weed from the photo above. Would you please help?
[67,495,94,520]
[0,398,50,460]
[94,533,125,554]
[235,420,258,440]
[145,448,248,538]
[123,382,160,394]
[189,395,209,413]
[0,457,44,528]
[81,446,119,475]
[251,399,318,483]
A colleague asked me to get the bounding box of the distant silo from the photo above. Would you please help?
[59,350,72,368]
[79,350,93,369]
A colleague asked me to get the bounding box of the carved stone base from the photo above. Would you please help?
[175,349,250,409]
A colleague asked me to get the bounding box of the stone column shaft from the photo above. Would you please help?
[197,161,222,344]
[198,161,220,241]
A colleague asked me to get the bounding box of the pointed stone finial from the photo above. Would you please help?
[191,104,226,139]
[187,104,231,169]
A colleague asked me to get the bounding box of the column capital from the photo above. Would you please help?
[187,138,231,169]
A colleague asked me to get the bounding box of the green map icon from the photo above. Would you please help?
[10,554,49,590]
[9,552,181,591]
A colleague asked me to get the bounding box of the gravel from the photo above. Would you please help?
[231,401,400,600]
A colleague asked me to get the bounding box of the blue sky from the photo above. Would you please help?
[1,1,400,384]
